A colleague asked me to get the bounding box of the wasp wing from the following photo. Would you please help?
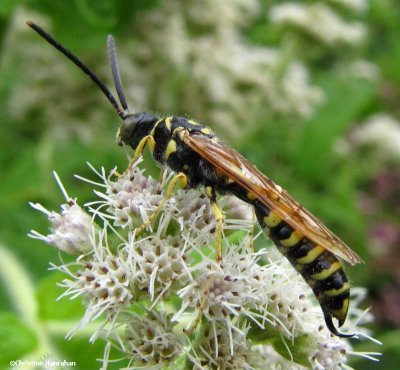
[184,132,362,265]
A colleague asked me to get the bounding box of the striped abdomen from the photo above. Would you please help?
[254,202,351,336]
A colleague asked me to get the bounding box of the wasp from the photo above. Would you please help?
[28,21,362,337]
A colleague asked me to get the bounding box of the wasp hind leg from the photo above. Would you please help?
[134,172,188,236]
[247,208,256,254]
[205,186,224,265]
[184,187,224,335]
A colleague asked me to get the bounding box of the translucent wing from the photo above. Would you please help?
[184,132,362,265]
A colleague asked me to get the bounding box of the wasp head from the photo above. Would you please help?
[117,112,158,149]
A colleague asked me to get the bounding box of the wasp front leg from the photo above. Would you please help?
[134,172,188,236]
[205,186,224,265]
[121,135,156,177]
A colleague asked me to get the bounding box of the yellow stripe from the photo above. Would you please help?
[165,116,173,131]
[200,127,212,135]
[323,282,350,297]
[188,119,200,126]
[296,245,325,264]
[330,298,349,320]
[150,118,163,136]
[263,211,282,227]
[165,139,177,160]
[280,230,303,247]
[311,261,341,280]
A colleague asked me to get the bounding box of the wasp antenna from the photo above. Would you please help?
[107,35,129,114]
[26,21,125,119]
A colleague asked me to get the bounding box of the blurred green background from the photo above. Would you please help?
[0,0,399,368]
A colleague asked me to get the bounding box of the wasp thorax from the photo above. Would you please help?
[117,112,158,149]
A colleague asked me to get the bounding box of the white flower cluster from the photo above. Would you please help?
[29,190,93,255]
[270,3,366,46]
[337,113,400,162]
[11,0,371,145]
[116,0,326,137]
[30,159,380,369]
[7,8,109,143]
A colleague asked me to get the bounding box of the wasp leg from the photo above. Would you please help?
[248,208,255,254]
[185,188,224,334]
[134,172,188,236]
[121,135,156,177]
[205,186,224,265]
[158,168,165,183]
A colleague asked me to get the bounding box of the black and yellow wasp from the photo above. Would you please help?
[28,22,362,337]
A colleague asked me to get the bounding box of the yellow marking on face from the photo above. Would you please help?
[200,127,213,135]
[183,164,189,171]
[247,191,257,201]
[150,118,163,136]
[311,261,342,280]
[165,116,173,131]
[323,282,350,297]
[296,245,325,264]
[330,298,349,320]
[165,139,177,160]
[263,211,282,227]
[280,230,304,247]
[188,119,200,126]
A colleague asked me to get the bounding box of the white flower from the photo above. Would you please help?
[126,234,191,302]
[30,160,380,368]
[191,321,252,370]
[270,3,366,46]
[52,226,135,339]
[101,163,163,229]
[350,113,400,161]
[29,201,93,255]
[173,240,273,339]
[278,62,325,118]
[29,172,93,255]
[114,310,183,368]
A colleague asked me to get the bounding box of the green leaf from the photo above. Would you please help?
[247,323,280,343]
[0,311,38,365]
[272,334,311,368]
[225,230,248,245]
[51,333,116,370]
[293,76,376,183]
[0,0,18,17]
[36,271,85,321]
